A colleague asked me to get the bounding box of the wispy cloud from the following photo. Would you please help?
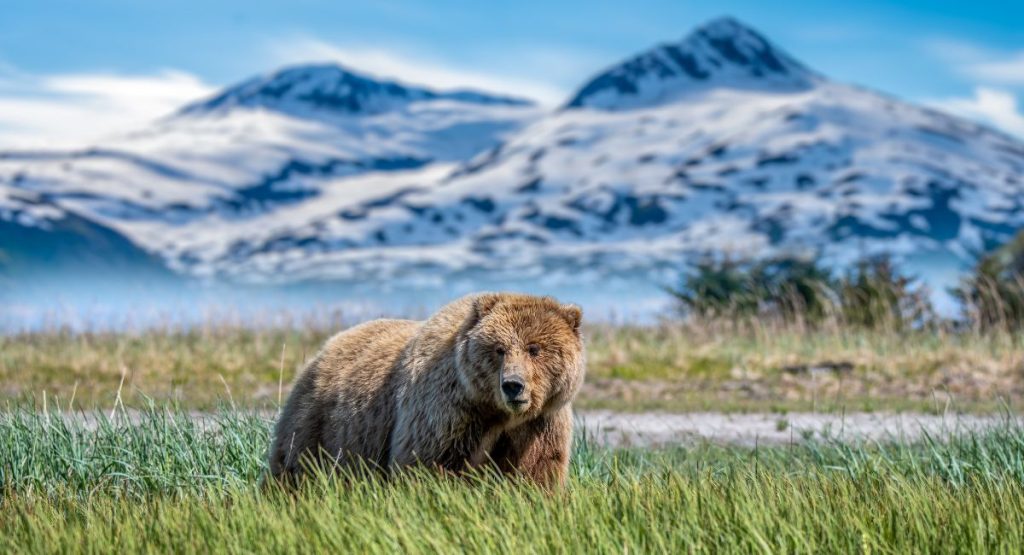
[920,38,1024,137]
[924,38,1024,85]
[0,36,585,149]
[969,52,1024,85]
[267,36,571,105]
[929,87,1024,138]
[0,67,214,149]
[922,38,992,64]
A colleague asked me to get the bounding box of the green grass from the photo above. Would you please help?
[2,403,1024,552]
[2,320,1022,412]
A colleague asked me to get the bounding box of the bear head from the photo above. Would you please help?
[457,293,585,418]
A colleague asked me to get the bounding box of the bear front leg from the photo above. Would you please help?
[389,404,453,472]
[498,406,573,489]
[264,367,329,486]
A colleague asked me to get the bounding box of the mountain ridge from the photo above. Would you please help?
[177,62,535,119]
[0,16,1021,309]
[566,17,819,110]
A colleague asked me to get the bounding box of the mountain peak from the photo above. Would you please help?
[566,16,818,110]
[694,15,757,36]
[177,62,533,118]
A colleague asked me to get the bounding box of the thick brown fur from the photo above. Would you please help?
[266,292,585,488]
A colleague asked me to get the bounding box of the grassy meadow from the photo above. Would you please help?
[2,405,1024,552]
[2,304,1023,552]
[1,317,1022,412]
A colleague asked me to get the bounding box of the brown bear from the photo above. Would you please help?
[266,292,585,488]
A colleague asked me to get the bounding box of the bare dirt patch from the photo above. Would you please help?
[579,410,1018,448]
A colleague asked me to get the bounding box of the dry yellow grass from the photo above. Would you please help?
[1,317,1021,412]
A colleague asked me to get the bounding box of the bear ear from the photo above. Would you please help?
[469,293,502,326]
[559,303,582,334]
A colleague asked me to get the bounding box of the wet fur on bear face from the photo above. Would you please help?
[457,293,584,418]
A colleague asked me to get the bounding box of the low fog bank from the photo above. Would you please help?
[0,274,673,333]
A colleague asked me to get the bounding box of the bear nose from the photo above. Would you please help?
[501,376,526,400]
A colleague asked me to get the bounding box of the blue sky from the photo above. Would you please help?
[1,0,1023,146]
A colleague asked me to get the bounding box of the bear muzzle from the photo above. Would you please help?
[500,374,529,410]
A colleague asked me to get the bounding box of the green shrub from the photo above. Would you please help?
[668,254,930,330]
[837,256,932,331]
[954,231,1024,331]
[749,256,835,323]
[665,257,760,319]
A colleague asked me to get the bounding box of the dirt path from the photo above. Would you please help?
[578,411,1018,448]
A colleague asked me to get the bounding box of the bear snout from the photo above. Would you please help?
[500,375,527,404]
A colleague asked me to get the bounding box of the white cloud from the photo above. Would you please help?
[0,69,214,149]
[929,87,1024,138]
[0,36,582,149]
[268,37,569,105]
[920,38,1024,137]
[922,38,992,64]
[969,52,1024,85]
[924,38,1024,86]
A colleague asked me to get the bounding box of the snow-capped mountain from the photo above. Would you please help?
[0,63,539,277]
[2,17,1023,300]
[182,63,531,117]
[566,17,819,110]
[171,17,1022,287]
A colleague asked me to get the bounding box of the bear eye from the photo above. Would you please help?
[495,346,506,357]
[527,343,541,357]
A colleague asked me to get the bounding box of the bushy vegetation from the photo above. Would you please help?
[669,231,1024,333]
[667,254,930,330]
[837,256,934,330]
[2,404,1024,552]
[954,230,1024,332]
